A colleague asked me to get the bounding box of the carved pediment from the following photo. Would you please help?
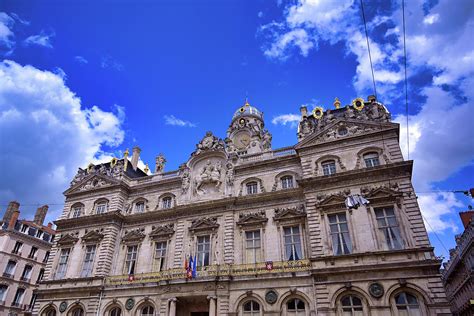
[273,205,306,222]
[189,217,219,233]
[149,224,175,240]
[56,233,79,246]
[81,230,104,243]
[296,119,396,150]
[361,184,401,202]
[237,211,268,227]
[191,131,225,157]
[122,229,146,243]
[66,173,120,194]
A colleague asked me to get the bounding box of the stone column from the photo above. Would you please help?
[207,296,217,316]
[169,298,177,316]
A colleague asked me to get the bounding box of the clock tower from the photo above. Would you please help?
[225,100,272,155]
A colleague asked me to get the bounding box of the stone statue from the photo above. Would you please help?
[181,167,191,193]
[194,160,222,194]
[70,168,86,187]
[261,131,272,151]
[155,153,166,173]
[192,132,225,156]
[225,163,234,186]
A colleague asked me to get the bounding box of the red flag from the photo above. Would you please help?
[184,255,188,270]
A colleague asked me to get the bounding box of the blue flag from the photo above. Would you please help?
[192,254,197,278]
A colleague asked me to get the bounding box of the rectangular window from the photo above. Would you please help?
[21,265,32,281]
[81,245,96,277]
[96,203,107,214]
[197,235,211,267]
[4,261,16,277]
[283,226,302,261]
[322,161,336,176]
[12,241,23,254]
[135,202,145,213]
[125,245,138,275]
[281,176,294,189]
[20,224,28,233]
[56,248,70,279]
[28,227,37,236]
[72,206,82,218]
[375,207,403,250]
[245,230,262,264]
[36,230,44,239]
[0,285,7,301]
[28,246,38,259]
[328,213,352,255]
[29,293,37,311]
[246,182,258,195]
[43,251,50,263]
[364,153,380,168]
[153,242,167,271]
[36,269,45,283]
[162,197,172,209]
[12,288,25,306]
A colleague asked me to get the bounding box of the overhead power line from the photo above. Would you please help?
[402,0,410,160]
[359,0,377,99]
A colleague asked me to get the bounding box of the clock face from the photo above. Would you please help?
[234,132,251,149]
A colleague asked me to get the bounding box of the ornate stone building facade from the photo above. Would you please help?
[442,210,474,315]
[36,98,450,316]
[0,201,55,315]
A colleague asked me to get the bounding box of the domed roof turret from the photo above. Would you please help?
[232,100,263,120]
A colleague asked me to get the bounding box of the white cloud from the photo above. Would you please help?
[272,114,300,127]
[0,60,125,223]
[0,12,15,54]
[24,30,55,48]
[74,55,88,64]
[417,193,463,233]
[258,11,264,18]
[9,13,30,26]
[101,55,124,71]
[164,115,196,127]
[263,28,314,60]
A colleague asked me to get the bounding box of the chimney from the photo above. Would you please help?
[131,146,141,171]
[2,201,20,225]
[8,207,20,230]
[34,205,49,226]
[300,106,308,118]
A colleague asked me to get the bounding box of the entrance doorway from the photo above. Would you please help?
[190,313,209,316]
[176,296,209,316]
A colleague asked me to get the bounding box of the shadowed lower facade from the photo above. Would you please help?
[35,98,450,315]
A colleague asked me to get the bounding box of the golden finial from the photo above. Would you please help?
[144,163,150,174]
[123,148,129,158]
[334,97,341,109]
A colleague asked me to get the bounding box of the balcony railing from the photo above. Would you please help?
[239,147,296,164]
[2,272,13,279]
[106,259,311,286]
[20,276,30,282]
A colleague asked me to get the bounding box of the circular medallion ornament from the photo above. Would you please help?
[312,106,324,119]
[59,301,68,312]
[265,289,278,304]
[352,98,365,111]
[368,282,384,298]
[125,298,135,310]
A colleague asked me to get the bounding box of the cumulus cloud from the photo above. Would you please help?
[272,114,300,127]
[164,115,196,127]
[0,60,125,222]
[24,30,55,48]
[262,0,474,233]
[74,55,88,64]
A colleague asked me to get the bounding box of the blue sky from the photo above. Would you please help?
[0,0,473,260]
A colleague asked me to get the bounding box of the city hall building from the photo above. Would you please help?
[36,98,450,316]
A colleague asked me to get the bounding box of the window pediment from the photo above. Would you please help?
[122,229,146,243]
[56,233,79,246]
[273,205,306,223]
[237,211,268,228]
[316,192,347,211]
[361,184,402,204]
[189,217,219,233]
[81,230,104,243]
[149,224,175,240]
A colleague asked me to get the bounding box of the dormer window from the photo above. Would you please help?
[135,201,145,213]
[322,160,336,176]
[95,200,108,214]
[281,176,294,189]
[72,206,82,218]
[364,152,380,168]
[246,182,258,195]
[162,197,172,209]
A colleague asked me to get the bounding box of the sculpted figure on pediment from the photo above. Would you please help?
[180,165,191,193]
[192,131,225,156]
[70,168,86,187]
[225,162,234,186]
[194,160,222,195]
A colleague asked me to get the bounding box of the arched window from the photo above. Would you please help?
[43,308,57,316]
[71,203,84,218]
[286,298,306,315]
[109,307,122,316]
[0,284,8,301]
[141,305,154,316]
[321,160,336,176]
[242,300,260,315]
[135,201,145,213]
[95,199,108,214]
[246,181,258,195]
[363,152,380,168]
[341,295,363,315]
[162,196,172,209]
[281,176,294,189]
[394,292,420,316]
[70,307,84,316]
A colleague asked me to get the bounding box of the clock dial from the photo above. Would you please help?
[234,132,251,150]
